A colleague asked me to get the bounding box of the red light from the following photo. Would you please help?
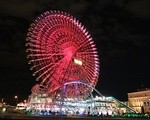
[26,11,100,97]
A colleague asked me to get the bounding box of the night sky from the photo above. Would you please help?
[0,0,150,104]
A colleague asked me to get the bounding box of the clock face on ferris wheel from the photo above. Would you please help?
[26,11,99,97]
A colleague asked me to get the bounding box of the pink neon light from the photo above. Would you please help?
[26,11,100,97]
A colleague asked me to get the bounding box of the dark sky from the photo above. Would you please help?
[0,0,150,104]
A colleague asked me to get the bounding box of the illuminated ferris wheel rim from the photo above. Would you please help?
[26,11,100,95]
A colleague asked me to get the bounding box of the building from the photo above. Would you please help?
[128,88,150,113]
[143,99,150,113]
[26,94,135,116]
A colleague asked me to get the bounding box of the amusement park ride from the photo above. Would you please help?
[25,11,136,116]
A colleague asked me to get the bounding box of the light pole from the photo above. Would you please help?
[14,96,18,106]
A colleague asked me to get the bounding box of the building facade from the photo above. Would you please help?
[128,89,150,113]
[143,99,150,113]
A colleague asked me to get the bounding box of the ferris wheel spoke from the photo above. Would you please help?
[82,57,98,65]
[35,56,66,80]
[81,69,93,84]
[30,55,62,66]
[76,39,90,51]
[33,62,55,75]
[25,42,40,48]
[45,38,61,47]
[82,66,95,79]
[61,61,73,82]
[48,83,61,93]
[83,63,95,71]
[26,49,47,53]
[51,59,72,84]
[77,51,98,55]
[82,71,93,83]
[28,52,65,58]
[83,66,95,77]
[30,56,54,63]
[86,68,98,77]
[27,42,61,55]
[40,74,51,86]
[34,55,66,77]
[41,68,58,86]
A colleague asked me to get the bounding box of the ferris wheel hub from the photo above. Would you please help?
[63,46,76,60]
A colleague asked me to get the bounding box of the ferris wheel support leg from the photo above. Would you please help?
[90,89,95,115]
[60,84,66,115]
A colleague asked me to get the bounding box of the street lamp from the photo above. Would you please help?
[14,96,18,106]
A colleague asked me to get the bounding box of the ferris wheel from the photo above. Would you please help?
[26,11,99,98]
